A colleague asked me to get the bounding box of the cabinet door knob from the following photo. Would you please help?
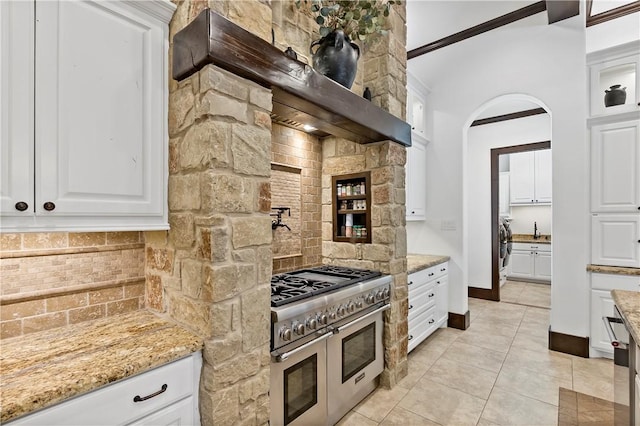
[43,202,56,211]
[14,201,28,211]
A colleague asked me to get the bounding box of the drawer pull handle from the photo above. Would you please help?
[440,268,446,272]
[408,281,414,286]
[429,319,435,324]
[428,293,435,298]
[133,384,168,402]
[408,334,413,340]
[409,304,413,309]
[428,273,434,277]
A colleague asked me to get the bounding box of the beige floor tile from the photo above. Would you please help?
[426,357,498,399]
[398,378,486,425]
[455,327,515,354]
[523,306,551,324]
[335,410,379,426]
[503,346,573,381]
[354,385,409,422]
[572,356,613,381]
[480,386,558,425]
[517,288,551,309]
[510,330,549,353]
[440,340,507,373]
[398,358,431,390]
[572,369,615,402]
[379,406,441,426]
[495,363,573,406]
[467,317,520,338]
[516,319,549,338]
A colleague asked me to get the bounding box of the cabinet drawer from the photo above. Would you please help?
[408,305,437,353]
[512,242,551,252]
[409,262,448,288]
[592,273,640,291]
[408,285,436,322]
[9,354,198,425]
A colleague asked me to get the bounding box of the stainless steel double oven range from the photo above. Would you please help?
[270,265,391,426]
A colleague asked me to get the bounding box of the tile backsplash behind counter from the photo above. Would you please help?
[0,232,146,339]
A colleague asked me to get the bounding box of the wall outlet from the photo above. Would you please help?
[441,219,457,231]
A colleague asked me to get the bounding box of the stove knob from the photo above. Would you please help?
[356,300,363,309]
[347,302,356,313]
[319,313,328,325]
[376,290,384,301]
[308,318,317,330]
[383,287,390,299]
[281,327,292,341]
[366,294,375,305]
[294,323,305,335]
[329,312,337,320]
[337,306,346,317]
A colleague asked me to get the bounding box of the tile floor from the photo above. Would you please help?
[337,296,616,426]
[500,280,551,309]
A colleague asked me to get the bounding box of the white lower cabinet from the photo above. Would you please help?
[7,352,202,426]
[408,262,448,353]
[590,274,640,356]
[507,243,552,282]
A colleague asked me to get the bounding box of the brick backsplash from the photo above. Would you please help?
[271,124,322,274]
[0,232,145,339]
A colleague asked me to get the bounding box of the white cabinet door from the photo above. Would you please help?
[592,214,640,267]
[406,136,426,221]
[509,152,535,204]
[534,251,552,281]
[591,120,640,213]
[0,1,34,217]
[534,149,552,203]
[590,289,616,354]
[508,249,534,279]
[35,1,165,218]
[435,275,448,326]
[499,172,510,217]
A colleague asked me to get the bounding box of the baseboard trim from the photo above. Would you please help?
[548,327,590,358]
[448,311,470,330]
[468,286,498,301]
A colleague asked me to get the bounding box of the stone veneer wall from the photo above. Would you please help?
[0,232,144,339]
[271,124,322,274]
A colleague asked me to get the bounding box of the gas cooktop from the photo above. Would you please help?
[270,265,382,307]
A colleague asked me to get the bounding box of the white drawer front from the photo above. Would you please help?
[592,273,640,291]
[408,284,436,322]
[9,354,199,426]
[408,305,437,353]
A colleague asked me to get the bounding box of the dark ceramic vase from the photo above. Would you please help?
[310,30,360,89]
[604,84,627,107]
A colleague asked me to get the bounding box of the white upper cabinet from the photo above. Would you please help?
[591,120,640,213]
[406,137,426,221]
[0,0,175,232]
[588,41,640,117]
[406,71,429,221]
[509,150,552,205]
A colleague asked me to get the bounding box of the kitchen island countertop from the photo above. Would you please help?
[0,310,203,423]
[611,290,640,345]
[407,254,450,274]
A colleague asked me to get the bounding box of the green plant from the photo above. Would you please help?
[295,0,401,42]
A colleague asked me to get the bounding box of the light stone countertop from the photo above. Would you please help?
[407,254,450,275]
[611,290,640,345]
[587,264,640,276]
[511,234,552,244]
[0,310,203,423]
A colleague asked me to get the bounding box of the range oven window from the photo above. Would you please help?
[342,322,376,383]
[284,354,318,425]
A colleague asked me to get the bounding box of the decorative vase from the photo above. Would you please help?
[604,84,627,107]
[310,30,360,89]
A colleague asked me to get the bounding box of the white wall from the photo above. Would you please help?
[406,12,589,337]
[510,205,552,235]
[586,12,640,52]
[466,113,550,290]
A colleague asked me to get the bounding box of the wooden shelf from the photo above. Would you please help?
[337,195,367,200]
[337,210,367,214]
[332,172,372,243]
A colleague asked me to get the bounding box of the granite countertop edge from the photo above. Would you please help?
[511,234,552,244]
[407,254,450,274]
[587,264,640,276]
[611,290,640,345]
[0,310,204,423]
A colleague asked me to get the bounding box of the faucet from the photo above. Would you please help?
[533,222,540,239]
[271,207,291,231]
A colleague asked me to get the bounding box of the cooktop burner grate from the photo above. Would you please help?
[270,266,382,307]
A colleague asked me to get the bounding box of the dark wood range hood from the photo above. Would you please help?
[172,9,411,147]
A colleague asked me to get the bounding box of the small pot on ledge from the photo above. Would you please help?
[604,84,627,107]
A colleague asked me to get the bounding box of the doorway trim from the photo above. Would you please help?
[469,140,551,301]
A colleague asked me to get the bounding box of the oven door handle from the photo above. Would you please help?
[603,315,627,349]
[334,304,390,334]
[272,331,333,363]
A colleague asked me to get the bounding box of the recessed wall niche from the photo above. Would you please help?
[271,164,302,258]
